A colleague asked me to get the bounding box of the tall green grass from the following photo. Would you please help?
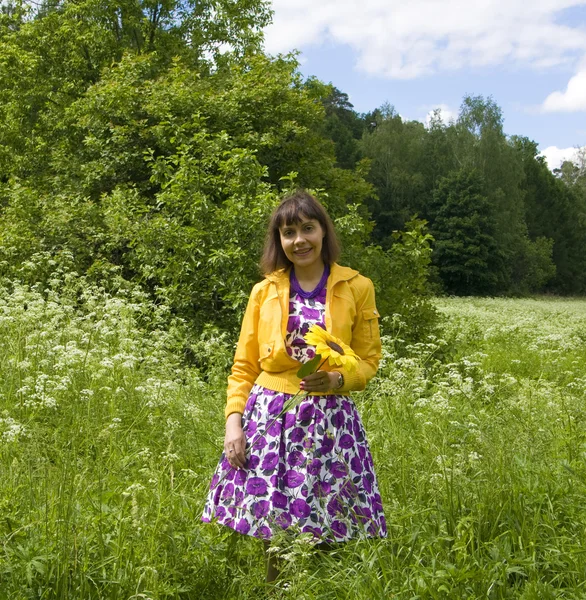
[2,282,586,598]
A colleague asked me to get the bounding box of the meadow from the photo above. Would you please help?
[1,275,586,599]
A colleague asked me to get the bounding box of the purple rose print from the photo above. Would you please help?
[350,456,363,474]
[301,306,320,320]
[236,519,251,535]
[358,445,367,460]
[331,520,348,538]
[380,516,387,533]
[313,480,332,497]
[362,473,373,493]
[248,455,260,469]
[287,315,301,332]
[314,409,324,423]
[353,506,372,524]
[272,490,288,509]
[246,420,258,436]
[261,452,279,471]
[327,496,344,517]
[287,450,305,467]
[245,393,257,411]
[234,469,247,485]
[298,402,315,421]
[215,506,226,519]
[252,436,267,451]
[325,396,338,409]
[330,461,347,478]
[306,348,315,359]
[342,399,352,413]
[275,512,292,528]
[254,500,270,518]
[284,412,296,429]
[320,435,334,454]
[267,395,284,416]
[234,489,244,506]
[372,494,384,512]
[302,525,323,537]
[221,483,234,501]
[257,525,272,539]
[210,474,219,489]
[307,458,322,476]
[284,470,305,488]
[245,477,268,496]
[340,480,358,499]
[332,411,345,428]
[290,427,305,443]
[339,434,355,449]
[267,419,282,437]
[270,474,278,486]
[213,485,223,504]
[291,498,311,519]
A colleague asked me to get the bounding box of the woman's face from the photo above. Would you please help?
[279,216,325,271]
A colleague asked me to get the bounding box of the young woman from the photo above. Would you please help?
[202,190,387,576]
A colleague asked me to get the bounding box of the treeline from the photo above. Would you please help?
[317,88,586,295]
[0,1,584,345]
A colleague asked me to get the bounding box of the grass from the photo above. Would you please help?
[1,281,586,599]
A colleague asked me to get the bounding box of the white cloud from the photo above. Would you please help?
[264,0,586,79]
[539,145,582,169]
[542,67,586,112]
[424,104,458,127]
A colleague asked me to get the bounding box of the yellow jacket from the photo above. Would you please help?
[225,263,382,418]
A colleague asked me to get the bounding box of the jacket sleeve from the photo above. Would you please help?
[225,283,263,418]
[337,277,381,393]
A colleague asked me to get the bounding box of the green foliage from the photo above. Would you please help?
[0,40,384,332]
[431,167,507,295]
[337,210,438,346]
[513,136,586,294]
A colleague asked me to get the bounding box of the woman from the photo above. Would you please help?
[202,190,387,576]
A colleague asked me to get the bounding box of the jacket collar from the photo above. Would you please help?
[265,262,358,287]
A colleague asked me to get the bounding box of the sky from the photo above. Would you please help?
[263,0,586,170]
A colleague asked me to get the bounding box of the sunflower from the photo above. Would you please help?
[304,325,359,372]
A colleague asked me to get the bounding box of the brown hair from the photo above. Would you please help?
[260,190,341,275]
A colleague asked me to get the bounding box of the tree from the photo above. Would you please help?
[430,167,507,295]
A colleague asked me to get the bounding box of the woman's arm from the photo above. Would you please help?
[225,283,264,419]
[337,277,381,393]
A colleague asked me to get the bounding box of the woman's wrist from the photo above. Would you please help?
[331,371,344,390]
[226,412,243,428]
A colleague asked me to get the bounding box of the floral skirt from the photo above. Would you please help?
[202,384,387,542]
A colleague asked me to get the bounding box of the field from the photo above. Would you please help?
[1,279,586,599]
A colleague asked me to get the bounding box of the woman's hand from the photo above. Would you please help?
[224,413,247,469]
[300,370,341,394]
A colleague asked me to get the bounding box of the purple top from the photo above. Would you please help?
[290,264,330,300]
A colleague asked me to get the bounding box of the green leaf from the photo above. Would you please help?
[296,354,322,378]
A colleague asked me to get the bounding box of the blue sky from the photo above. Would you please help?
[263,0,586,169]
